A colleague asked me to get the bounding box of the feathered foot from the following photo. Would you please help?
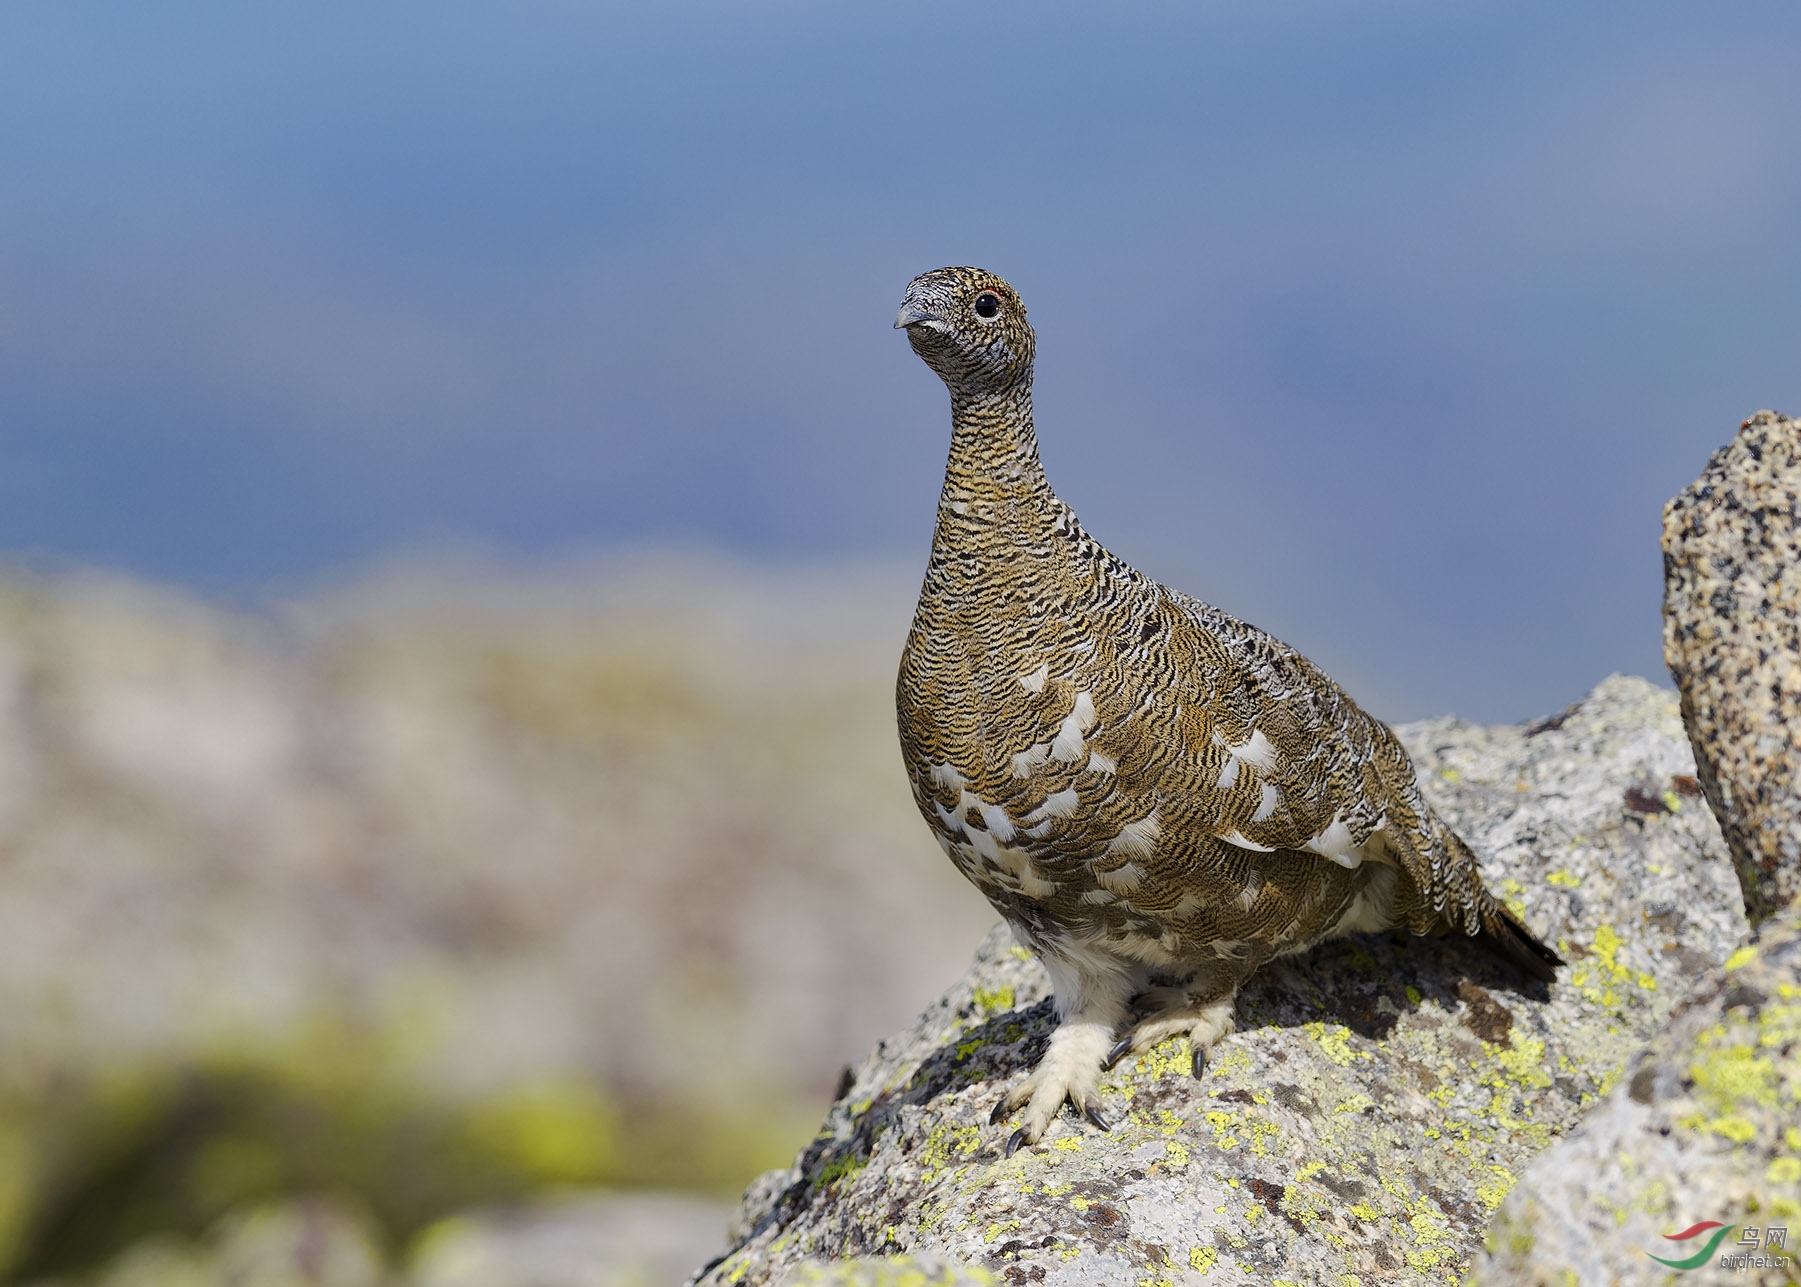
[1101,985,1239,1079]
[988,994,1123,1153]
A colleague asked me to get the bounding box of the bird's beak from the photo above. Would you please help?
[895,301,943,331]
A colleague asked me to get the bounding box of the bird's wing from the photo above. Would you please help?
[1149,590,1466,920]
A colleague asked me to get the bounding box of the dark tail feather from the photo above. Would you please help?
[1475,899,1563,983]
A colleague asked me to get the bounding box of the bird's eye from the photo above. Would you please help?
[973,292,1001,319]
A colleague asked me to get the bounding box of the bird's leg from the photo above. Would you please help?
[1103,958,1262,1078]
[989,976,1129,1153]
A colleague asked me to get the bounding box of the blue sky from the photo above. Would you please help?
[2,1,1798,721]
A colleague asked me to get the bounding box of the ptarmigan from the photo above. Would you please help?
[893,266,1561,1151]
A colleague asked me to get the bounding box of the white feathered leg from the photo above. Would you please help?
[990,947,1132,1151]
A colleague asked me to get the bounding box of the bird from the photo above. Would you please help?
[892,266,1562,1152]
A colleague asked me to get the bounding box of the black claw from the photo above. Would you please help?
[990,1098,1013,1126]
[1005,1128,1029,1157]
[1192,1045,1208,1079]
[1102,1038,1132,1071]
[1082,1102,1112,1132]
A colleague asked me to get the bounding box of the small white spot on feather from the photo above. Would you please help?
[1303,810,1354,871]
[1050,690,1097,762]
[1026,788,1081,821]
[1017,661,1049,694]
[1011,744,1050,777]
[1219,828,1275,853]
[1252,782,1281,824]
[1096,862,1145,893]
[1086,750,1117,774]
[1171,892,1209,917]
[1236,730,1279,770]
[1106,810,1162,860]
[1234,877,1262,912]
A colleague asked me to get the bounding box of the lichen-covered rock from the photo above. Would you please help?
[1471,900,1801,1286]
[1663,409,1801,925]
[407,1191,730,1287]
[0,563,984,1274]
[699,676,1745,1286]
[30,1191,736,1287]
[777,1258,998,1286]
[26,1198,390,1287]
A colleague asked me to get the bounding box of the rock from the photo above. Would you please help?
[776,1259,1000,1285]
[1662,410,1801,925]
[25,1198,390,1287]
[0,562,985,1273]
[1470,901,1801,1286]
[407,1191,732,1287]
[699,676,1746,1286]
[32,1191,735,1287]
[1465,412,1801,1286]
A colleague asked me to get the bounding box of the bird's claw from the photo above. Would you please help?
[1101,1037,1133,1071]
[1192,1044,1208,1080]
[1081,1100,1111,1132]
[989,1096,1013,1126]
[1005,1128,1029,1157]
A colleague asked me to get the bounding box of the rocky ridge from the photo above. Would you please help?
[1466,410,1801,1286]
[701,675,1746,1285]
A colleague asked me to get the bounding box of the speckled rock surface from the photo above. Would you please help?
[1663,409,1801,926]
[26,1199,389,1287]
[406,1191,731,1287]
[28,1191,735,1287]
[698,675,1745,1286]
[778,1258,998,1286]
[1471,901,1801,1286]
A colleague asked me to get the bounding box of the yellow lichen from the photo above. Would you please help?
[1304,1022,1363,1066]
[918,1123,982,1175]
[972,985,1015,1014]
[1494,1036,1555,1090]
[1203,1111,1240,1150]
[1476,1166,1515,1211]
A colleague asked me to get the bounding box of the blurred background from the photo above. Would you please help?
[1,1,1799,1283]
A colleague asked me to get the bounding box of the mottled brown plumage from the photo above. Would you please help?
[893,266,1560,1148]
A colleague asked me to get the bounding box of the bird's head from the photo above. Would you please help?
[895,267,1034,398]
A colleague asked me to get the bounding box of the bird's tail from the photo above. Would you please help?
[1472,896,1563,983]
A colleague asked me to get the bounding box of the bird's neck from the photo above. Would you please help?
[937,384,1055,526]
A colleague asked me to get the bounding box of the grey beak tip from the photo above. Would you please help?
[895,301,941,331]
